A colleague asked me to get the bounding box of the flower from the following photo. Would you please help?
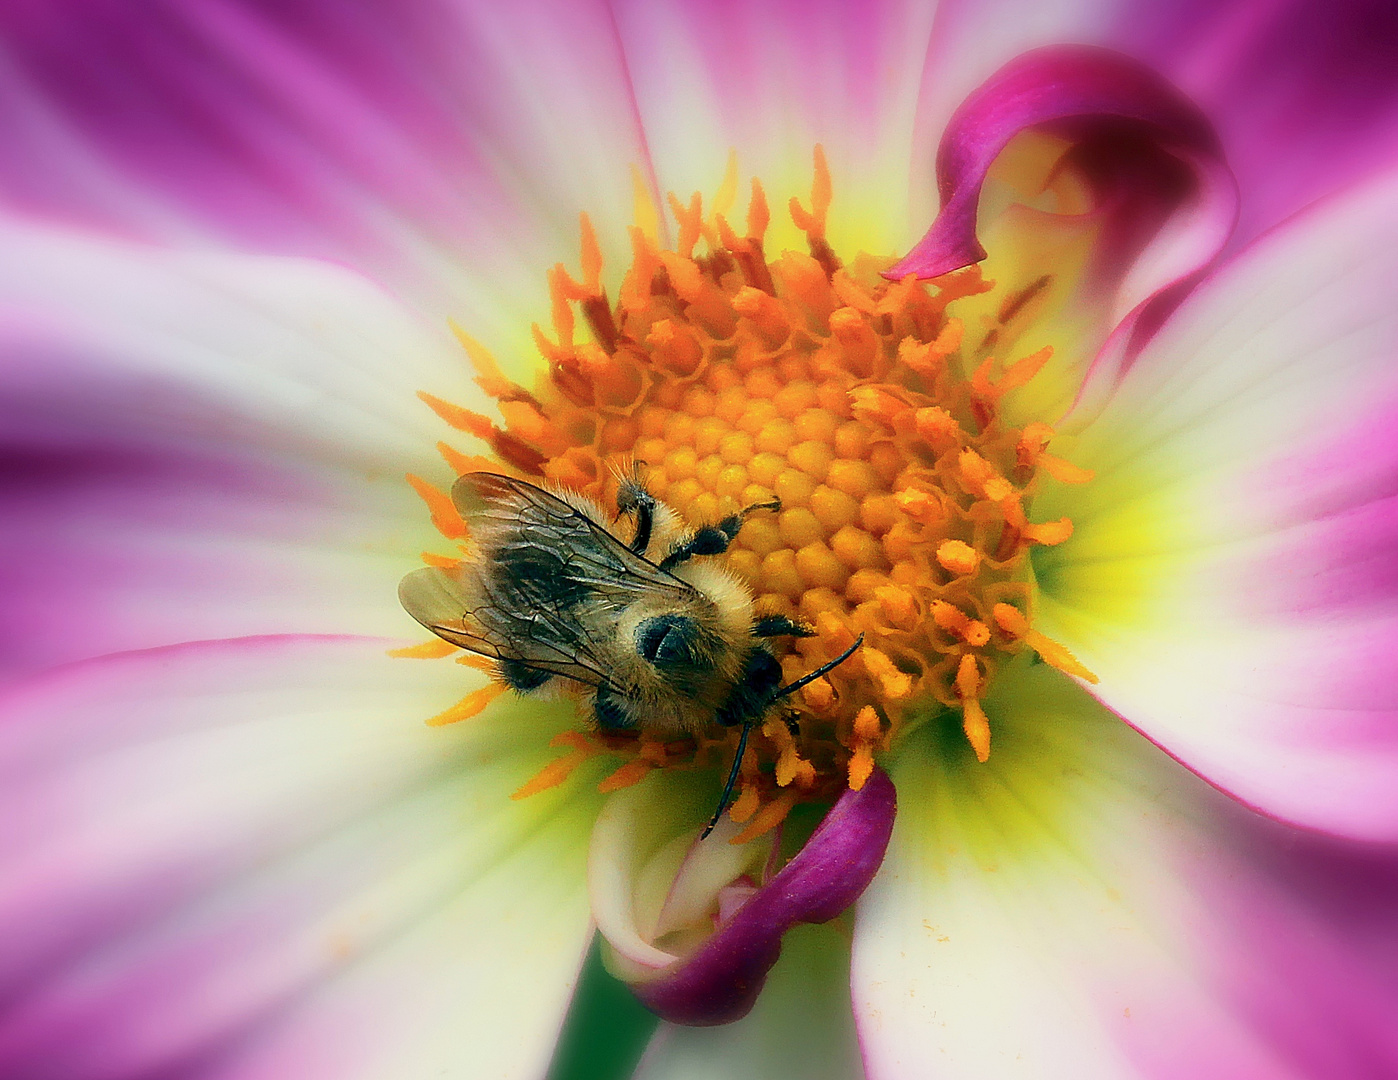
[3,3,1398,1079]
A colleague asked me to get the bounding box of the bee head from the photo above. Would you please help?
[635,614,702,670]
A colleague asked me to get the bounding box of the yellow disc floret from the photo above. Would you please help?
[403,149,1097,840]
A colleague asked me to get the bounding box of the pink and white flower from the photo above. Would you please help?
[2,2,1398,1077]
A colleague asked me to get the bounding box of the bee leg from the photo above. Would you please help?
[658,498,781,571]
[658,525,732,571]
[700,715,754,841]
[615,475,657,556]
[783,709,802,738]
[752,614,815,639]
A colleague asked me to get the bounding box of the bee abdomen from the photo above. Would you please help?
[499,658,551,692]
[594,688,637,732]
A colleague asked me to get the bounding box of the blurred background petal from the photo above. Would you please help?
[0,215,464,678]
[0,636,605,1079]
[0,0,655,354]
[1038,165,1398,840]
[852,663,1398,1079]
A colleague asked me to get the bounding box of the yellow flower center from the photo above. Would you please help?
[399,150,1097,842]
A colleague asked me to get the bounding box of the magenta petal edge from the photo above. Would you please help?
[630,767,896,1027]
[889,43,1232,281]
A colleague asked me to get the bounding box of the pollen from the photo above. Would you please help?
[408,149,1097,835]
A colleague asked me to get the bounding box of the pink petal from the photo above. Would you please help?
[852,662,1398,1080]
[635,924,865,1080]
[912,0,1398,250]
[628,770,895,1026]
[610,0,943,254]
[1113,0,1398,252]
[1037,166,1398,839]
[0,635,604,1078]
[0,214,465,678]
[889,45,1238,418]
[0,0,650,315]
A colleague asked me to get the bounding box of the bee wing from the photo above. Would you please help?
[398,563,612,686]
[398,472,696,686]
[452,472,692,600]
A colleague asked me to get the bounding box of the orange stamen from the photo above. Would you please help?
[427,683,505,727]
[407,152,1095,825]
[729,789,800,845]
[406,474,466,539]
[862,647,913,700]
[598,757,655,794]
[578,212,603,294]
[955,654,991,762]
[728,783,761,824]
[788,145,832,239]
[511,732,604,799]
[1022,517,1073,546]
[437,443,497,476]
[992,603,1098,683]
[387,639,458,660]
[936,539,981,576]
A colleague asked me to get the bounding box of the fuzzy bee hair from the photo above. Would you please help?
[399,471,862,834]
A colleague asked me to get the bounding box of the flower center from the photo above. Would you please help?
[398,150,1096,841]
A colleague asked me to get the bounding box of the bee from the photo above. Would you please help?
[398,471,863,837]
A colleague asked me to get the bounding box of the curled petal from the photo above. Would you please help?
[891,45,1230,278]
[593,770,895,1027]
[633,924,865,1080]
[639,771,894,1026]
[890,45,1238,418]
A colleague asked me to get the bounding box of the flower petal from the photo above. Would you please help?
[852,663,1398,1079]
[0,634,605,1078]
[634,924,866,1080]
[1115,0,1398,251]
[890,47,1227,282]
[0,214,466,677]
[890,46,1237,423]
[591,767,895,1026]
[1037,166,1398,839]
[610,0,941,256]
[0,0,650,320]
[912,0,1398,250]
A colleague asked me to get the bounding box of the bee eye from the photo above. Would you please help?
[635,614,701,669]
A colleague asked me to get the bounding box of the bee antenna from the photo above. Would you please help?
[769,633,865,701]
[700,717,754,841]
[699,634,864,843]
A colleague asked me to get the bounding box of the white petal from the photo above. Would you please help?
[0,635,606,1079]
[852,662,1398,1079]
[0,214,467,673]
[1037,166,1398,838]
